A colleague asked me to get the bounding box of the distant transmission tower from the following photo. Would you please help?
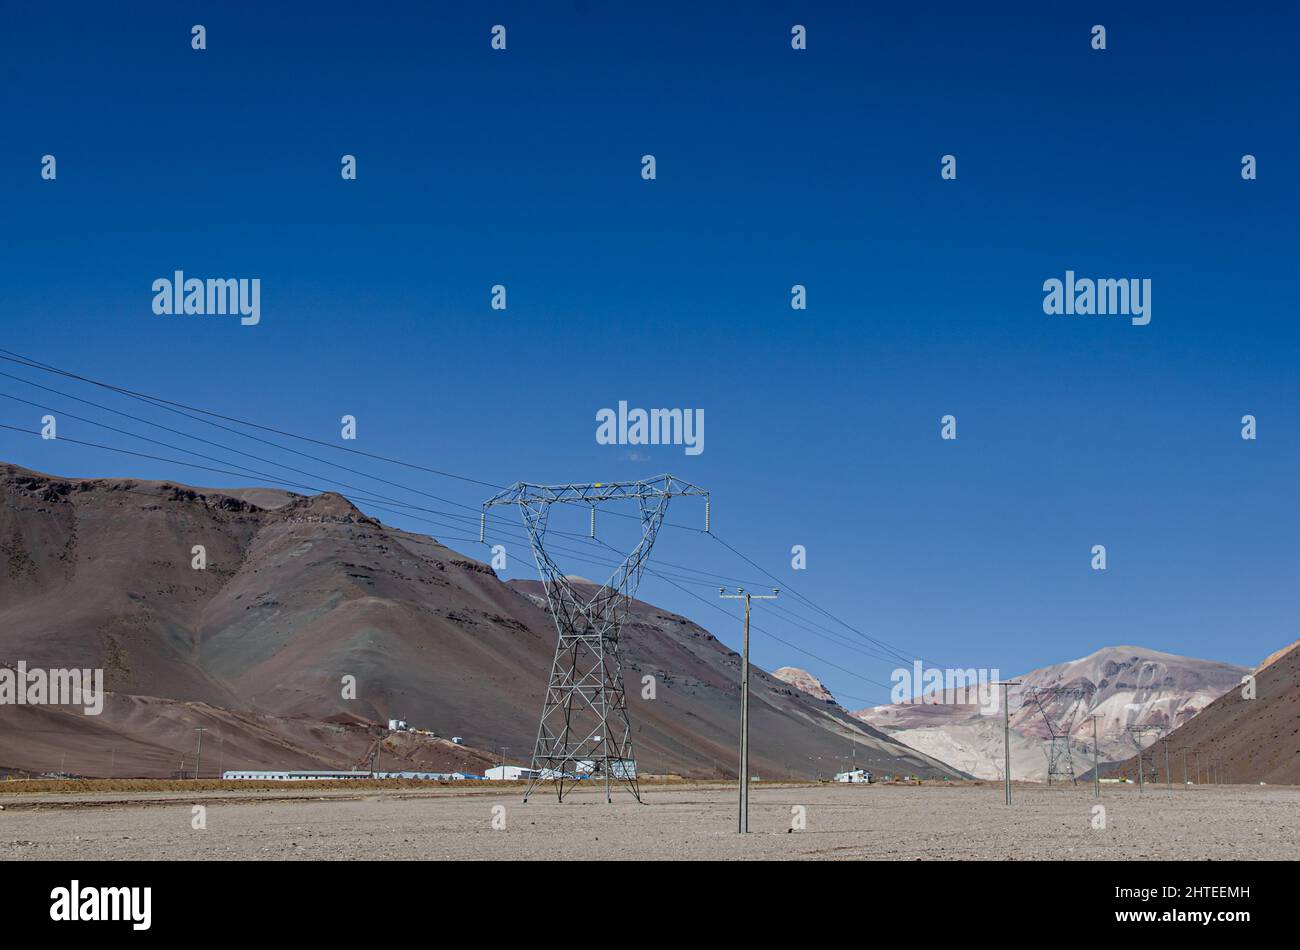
[483,475,709,803]
[1023,685,1093,785]
[1127,724,1162,790]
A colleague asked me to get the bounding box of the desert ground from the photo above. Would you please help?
[1,780,1295,860]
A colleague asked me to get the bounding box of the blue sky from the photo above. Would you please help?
[2,2,1297,707]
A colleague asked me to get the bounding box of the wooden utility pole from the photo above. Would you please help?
[1085,715,1100,798]
[994,681,1022,804]
[194,728,207,780]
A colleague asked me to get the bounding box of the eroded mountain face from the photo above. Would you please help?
[852,646,1249,781]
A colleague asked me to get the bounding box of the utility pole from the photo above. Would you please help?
[1182,748,1188,789]
[499,746,509,780]
[1085,715,1100,798]
[994,681,1021,805]
[1161,739,1171,787]
[194,728,207,780]
[720,586,778,833]
[1195,750,1201,785]
[1126,725,1160,792]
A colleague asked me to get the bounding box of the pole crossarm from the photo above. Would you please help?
[483,474,709,509]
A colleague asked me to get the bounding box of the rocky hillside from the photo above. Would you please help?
[771,666,837,704]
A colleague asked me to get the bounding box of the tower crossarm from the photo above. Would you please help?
[483,474,709,509]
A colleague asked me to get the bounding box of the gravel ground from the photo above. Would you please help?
[1,782,1295,860]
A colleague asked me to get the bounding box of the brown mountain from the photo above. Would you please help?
[0,463,959,780]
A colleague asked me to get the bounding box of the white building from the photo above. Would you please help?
[834,768,872,784]
[387,719,409,732]
[221,769,477,781]
[484,765,541,781]
[222,770,372,781]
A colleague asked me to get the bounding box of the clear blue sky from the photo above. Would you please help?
[2,2,1297,708]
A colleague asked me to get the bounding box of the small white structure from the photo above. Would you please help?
[574,758,637,779]
[485,765,541,781]
[835,768,871,784]
[451,736,464,745]
[387,719,409,732]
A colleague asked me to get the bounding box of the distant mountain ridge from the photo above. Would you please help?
[851,646,1249,781]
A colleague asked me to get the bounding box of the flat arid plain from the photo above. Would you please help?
[1,781,1296,860]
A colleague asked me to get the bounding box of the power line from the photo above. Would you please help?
[645,558,896,695]
[707,532,921,666]
[1,359,914,662]
[0,349,701,533]
[3,419,902,705]
[0,362,506,521]
[0,347,937,688]
[0,422,417,502]
[2,408,889,677]
[1,358,688,547]
[0,349,502,489]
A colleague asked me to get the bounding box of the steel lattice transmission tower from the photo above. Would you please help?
[1127,724,1162,789]
[1023,685,1094,785]
[483,475,709,803]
